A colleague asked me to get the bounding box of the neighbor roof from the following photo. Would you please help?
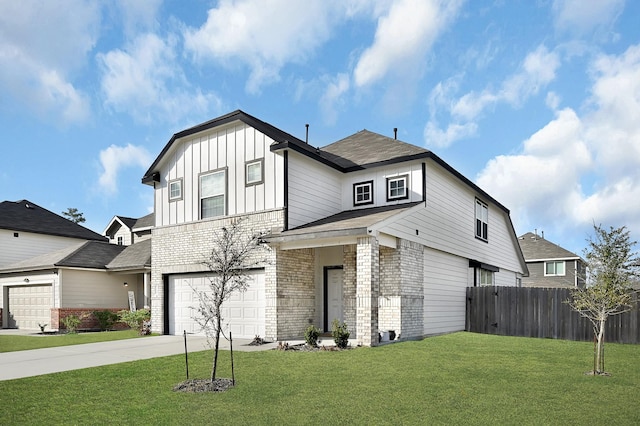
[518,232,581,261]
[0,200,106,241]
[133,213,154,231]
[0,241,125,273]
[106,239,151,271]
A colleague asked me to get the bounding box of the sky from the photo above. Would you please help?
[1,0,639,255]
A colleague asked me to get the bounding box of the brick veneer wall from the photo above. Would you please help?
[342,245,357,337]
[51,308,129,331]
[398,239,424,339]
[150,210,284,335]
[356,236,380,346]
[271,247,315,339]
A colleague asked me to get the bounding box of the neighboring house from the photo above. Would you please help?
[142,110,527,346]
[103,213,154,246]
[0,203,151,330]
[518,231,585,288]
[0,200,106,268]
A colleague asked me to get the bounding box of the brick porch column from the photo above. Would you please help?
[356,236,379,346]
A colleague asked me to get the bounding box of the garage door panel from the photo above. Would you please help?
[169,271,265,338]
[8,284,53,330]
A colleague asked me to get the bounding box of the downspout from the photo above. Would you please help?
[283,150,289,231]
[422,162,427,204]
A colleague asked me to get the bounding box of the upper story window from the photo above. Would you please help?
[475,199,488,241]
[353,181,374,206]
[545,261,565,276]
[387,175,409,201]
[200,169,226,219]
[169,179,182,202]
[246,158,264,186]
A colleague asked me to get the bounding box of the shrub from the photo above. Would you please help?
[331,319,350,349]
[304,325,321,347]
[93,310,119,331]
[118,309,151,335]
[61,315,82,334]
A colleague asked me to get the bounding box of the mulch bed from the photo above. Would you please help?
[173,378,235,393]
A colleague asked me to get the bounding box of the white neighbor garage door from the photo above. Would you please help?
[168,271,265,339]
[7,284,53,330]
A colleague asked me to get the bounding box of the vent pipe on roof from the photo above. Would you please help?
[305,124,309,143]
[541,230,544,239]
[394,128,398,140]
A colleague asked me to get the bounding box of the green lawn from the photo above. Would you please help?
[1,332,638,425]
[0,330,145,352]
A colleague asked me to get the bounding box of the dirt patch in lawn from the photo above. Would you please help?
[173,378,234,393]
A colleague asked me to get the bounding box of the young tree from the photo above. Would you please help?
[192,219,270,381]
[567,224,639,375]
[62,207,86,224]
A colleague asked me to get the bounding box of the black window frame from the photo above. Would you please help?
[386,174,409,201]
[353,180,374,206]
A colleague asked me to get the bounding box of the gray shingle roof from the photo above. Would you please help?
[133,213,154,230]
[322,130,429,169]
[116,216,137,229]
[0,200,106,241]
[518,232,580,261]
[0,241,125,273]
[106,239,151,271]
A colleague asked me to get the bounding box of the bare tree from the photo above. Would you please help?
[191,219,270,381]
[567,224,639,375]
[62,207,86,224]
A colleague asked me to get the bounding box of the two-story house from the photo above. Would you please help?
[518,231,585,288]
[103,213,154,246]
[142,110,527,346]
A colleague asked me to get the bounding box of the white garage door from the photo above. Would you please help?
[8,284,53,330]
[169,271,265,339]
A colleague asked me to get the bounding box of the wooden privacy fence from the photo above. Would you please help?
[465,286,640,344]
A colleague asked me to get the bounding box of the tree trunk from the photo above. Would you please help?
[594,319,606,374]
[211,310,222,381]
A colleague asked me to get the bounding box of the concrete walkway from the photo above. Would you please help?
[0,332,278,381]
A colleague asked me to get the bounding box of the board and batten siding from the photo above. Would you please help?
[378,159,524,276]
[287,153,342,229]
[0,230,86,268]
[423,247,468,335]
[340,161,424,210]
[154,122,285,227]
[61,269,140,309]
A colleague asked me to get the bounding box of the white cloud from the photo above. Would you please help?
[184,0,339,94]
[98,144,152,196]
[425,45,560,147]
[319,74,351,125]
[98,33,222,124]
[353,0,463,88]
[552,0,624,39]
[477,44,640,240]
[0,1,100,124]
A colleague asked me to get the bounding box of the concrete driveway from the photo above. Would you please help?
[0,332,277,381]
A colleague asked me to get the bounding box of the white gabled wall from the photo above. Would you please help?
[154,121,285,227]
[287,152,342,229]
[377,159,525,276]
[340,161,424,210]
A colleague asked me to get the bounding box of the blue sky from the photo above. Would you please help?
[1,0,639,255]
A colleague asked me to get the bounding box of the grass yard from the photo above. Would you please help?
[0,330,146,352]
[1,332,638,425]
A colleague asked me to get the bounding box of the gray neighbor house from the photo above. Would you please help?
[518,231,585,288]
[142,110,527,346]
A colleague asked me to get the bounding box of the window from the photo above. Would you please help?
[386,175,409,201]
[545,261,565,276]
[475,199,488,241]
[200,169,226,219]
[169,179,182,201]
[353,181,373,205]
[480,269,494,286]
[117,236,123,246]
[245,159,264,186]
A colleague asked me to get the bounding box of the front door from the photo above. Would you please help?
[324,267,344,332]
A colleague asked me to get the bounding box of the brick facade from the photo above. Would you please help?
[51,308,129,331]
[356,236,380,346]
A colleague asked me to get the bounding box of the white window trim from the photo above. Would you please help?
[475,198,488,241]
[353,180,374,206]
[169,178,183,202]
[245,158,264,186]
[480,269,494,286]
[544,260,566,277]
[386,175,409,201]
[199,169,227,219]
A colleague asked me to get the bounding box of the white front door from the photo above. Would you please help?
[326,268,344,331]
